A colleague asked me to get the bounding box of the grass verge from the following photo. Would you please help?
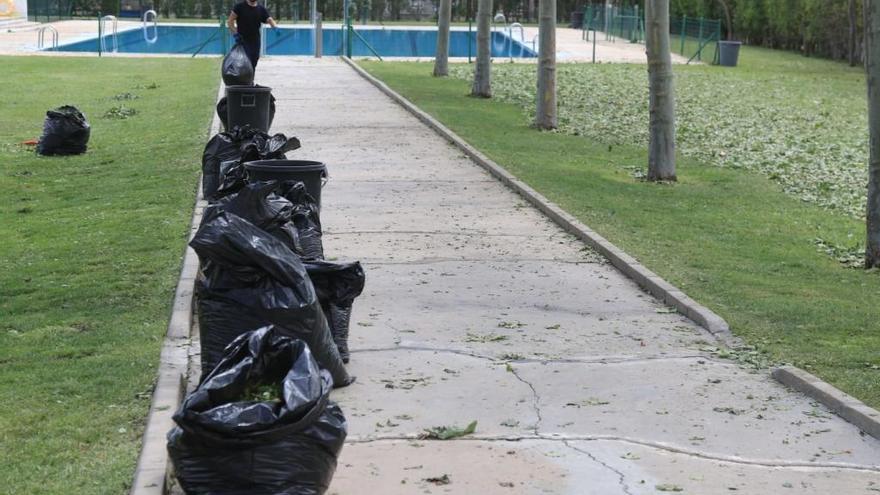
[359,60,880,410]
[0,56,218,494]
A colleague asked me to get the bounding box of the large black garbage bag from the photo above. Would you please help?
[168,326,347,495]
[202,126,263,200]
[217,92,276,132]
[190,208,352,387]
[240,132,301,163]
[215,181,301,252]
[36,105,90,156]
[304,261,365,364]
[202,127,299,201]
[221,42,254,86]
[280,181,324,260]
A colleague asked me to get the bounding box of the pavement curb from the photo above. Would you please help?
[129,193,204,495]
[341,57,739,347]
[772,366,880,440]
[128,85,220,495]
[342,57,880,442]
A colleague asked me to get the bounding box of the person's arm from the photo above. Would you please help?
[266,16,278,28]
[227,11,238,36]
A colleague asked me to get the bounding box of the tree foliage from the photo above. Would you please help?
[671,0,865,60]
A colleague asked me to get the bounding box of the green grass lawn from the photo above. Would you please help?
[359,59,880,410]
[0,56,217,494]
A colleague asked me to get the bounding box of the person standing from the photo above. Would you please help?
[227,0,278,69]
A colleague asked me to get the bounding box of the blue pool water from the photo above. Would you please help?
[54,25,536,58]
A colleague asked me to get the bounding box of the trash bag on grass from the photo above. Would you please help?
[217,92,276,132]
[304,260,365,364]
[221,42,254,86]
[168,326,346,495]
[36,105,90,156]
[190,207,352,387]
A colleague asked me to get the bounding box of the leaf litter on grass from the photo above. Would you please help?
[448,64,870,220]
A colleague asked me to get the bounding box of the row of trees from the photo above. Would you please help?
[431,0,880,267]
[672,0,865,63]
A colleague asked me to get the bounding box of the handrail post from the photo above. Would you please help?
[315,12,322,58]
[680,15,686,55]
[697,16,704,61]
[97,12,102,57]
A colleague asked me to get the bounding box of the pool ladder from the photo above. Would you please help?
[100,14,118,53]
[36,25,58,49]
[143,10,158,44]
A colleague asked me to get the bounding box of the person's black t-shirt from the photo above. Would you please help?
[233,1,269,44]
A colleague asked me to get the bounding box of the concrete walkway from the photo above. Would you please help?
[255,57,880,494]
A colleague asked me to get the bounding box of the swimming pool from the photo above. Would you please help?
[53,25,537,58]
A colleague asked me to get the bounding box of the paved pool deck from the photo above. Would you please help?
[246,57,880,494]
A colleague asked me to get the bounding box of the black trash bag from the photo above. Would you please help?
[280,181,324,260]
[304,260,366,364]
[204,130,301,201]
[190,208,352,387]
[214,159,249,200]
[168,326,347,495]
[36,105,90,156]
[240,132,301,163]
[328,304,354,363]
[221,42,254,86]
[214,181,301,252]
[201,125,264,200]
[217,92,276,132]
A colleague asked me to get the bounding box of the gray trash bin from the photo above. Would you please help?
[244,160,328,208]
[226,85,273,132]
[718,41,742,67]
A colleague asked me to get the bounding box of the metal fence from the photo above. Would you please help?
[582,4,644,44]
[27,0,74,21]
[581,4,721,65]
[671,15,721,64]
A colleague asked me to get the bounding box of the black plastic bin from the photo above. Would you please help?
[244,160,328,208]
[718,41,742,67]
[226,85,273,132]
[570,11,584,29]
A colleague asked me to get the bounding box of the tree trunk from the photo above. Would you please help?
[717,0,733,41]
[867,0,880,267]
[434,0,452,76]
[646,0,676,181]
[851,0,859,67]
[471,0,492,97]
[534,0,556,129]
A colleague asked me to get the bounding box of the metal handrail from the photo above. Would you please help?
[100,14,118,53]
[190,28,219,57]
[492,12,510,61]
[143,9,157,44]
[37,25,58,49]
[348,24,382,60]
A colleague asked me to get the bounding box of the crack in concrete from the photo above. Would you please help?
[350,344,719,366]
[508,364,543,435]
[563,440,634,495]
[341,434,880,473]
